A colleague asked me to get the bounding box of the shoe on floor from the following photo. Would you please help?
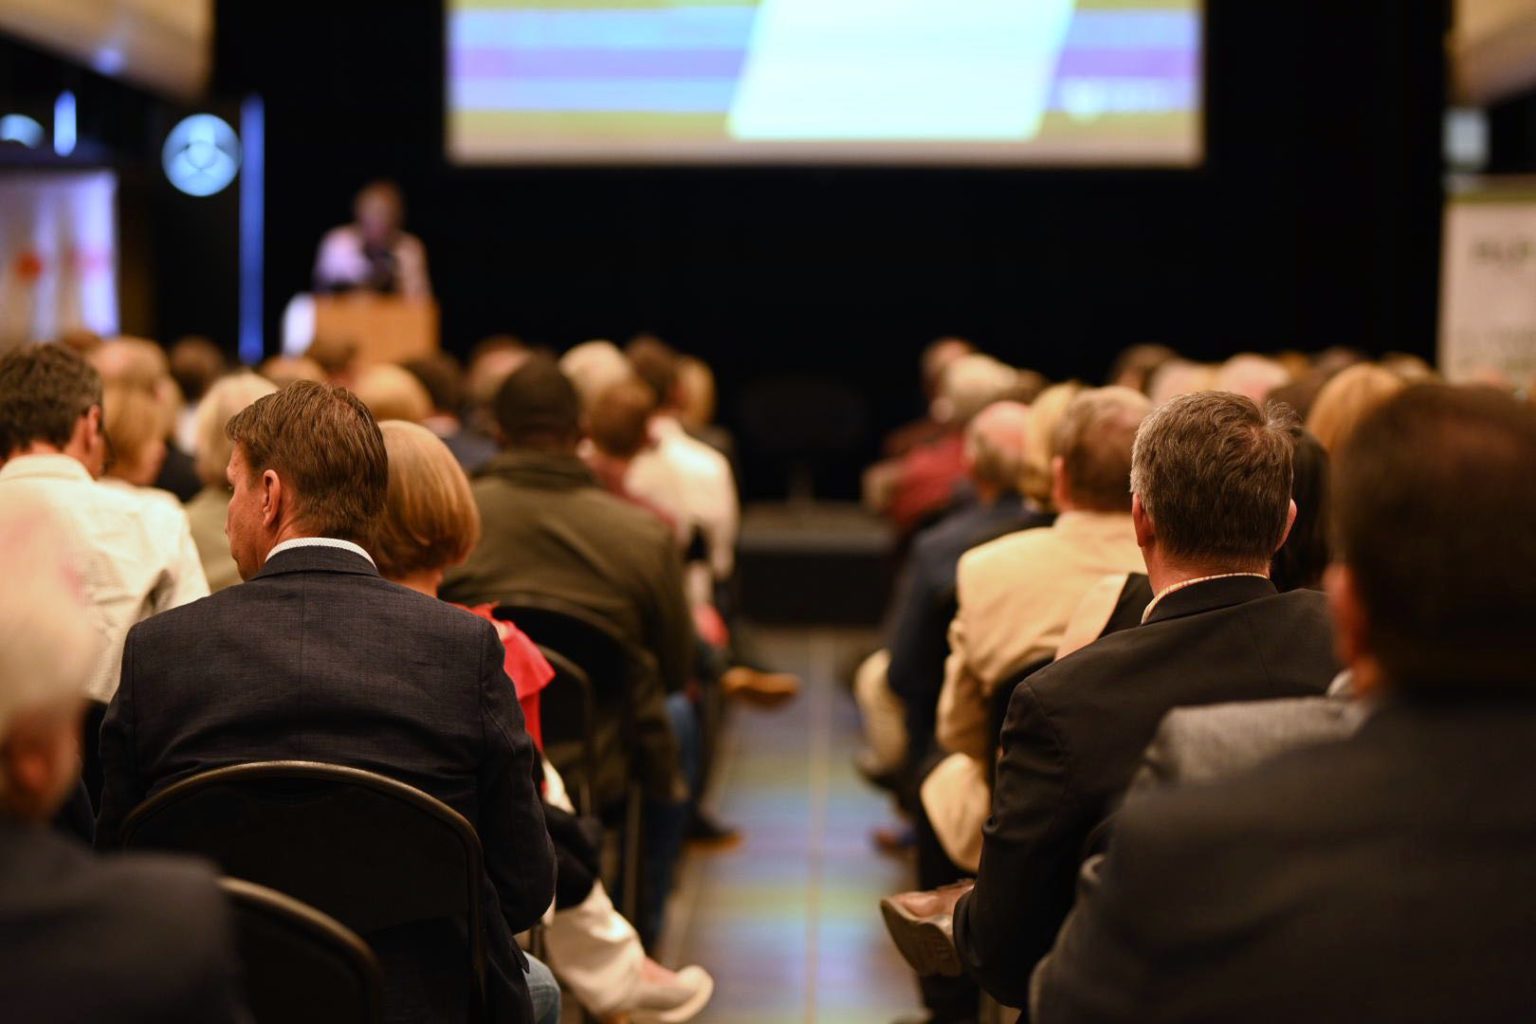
[880,885,972,977]
[620,962,715,1024]
[686,809,743,850]
[720,666,801,708]
[871,824,916,855]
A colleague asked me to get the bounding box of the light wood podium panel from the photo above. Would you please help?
[312,295,438,366]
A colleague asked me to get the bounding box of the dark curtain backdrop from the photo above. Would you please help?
[202,0,1445,498]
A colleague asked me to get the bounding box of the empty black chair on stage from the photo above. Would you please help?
[220,877,384,1024]
[119,761,486,1023]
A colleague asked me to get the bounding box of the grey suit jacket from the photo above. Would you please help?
[1132,694,1363,791]
[97,545,554,1024]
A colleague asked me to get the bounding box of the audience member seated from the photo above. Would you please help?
[377,419,716,1024]
[1017,380,1082,515]
[895,386,1147,1021]
[100,382,174,497]
[258,354,326,388]
[0,497,247,1024]
[167,335,227,455]
[626,336,741,587]
[854,401,1049,790]
[883,391,1339,1012]
[442,355,689,811]
[403,351,499,473]
[0,344,208,802]
[94,381,555,1024]
[882,337,977,459]
[353,361,434,424]
[1030,385,1536,1022]
[91,337,202,501]
[1213,352,1291,403]
[865,353,1021,539]
[560,339,633,413]
[1055,421,1333,660]
[184,372,279,592]
[1104,342,1176,394]
[1305,361,1407,451]
[440,356,689,946]
[674,354,735,462]
[583,375,680,539]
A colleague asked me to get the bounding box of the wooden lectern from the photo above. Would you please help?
[311,294,439,366]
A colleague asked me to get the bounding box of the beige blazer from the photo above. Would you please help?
[936,511,1145,759]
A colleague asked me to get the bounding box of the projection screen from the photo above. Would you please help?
[446,0,1203,166]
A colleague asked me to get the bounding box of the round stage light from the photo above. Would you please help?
[163,114,242,197]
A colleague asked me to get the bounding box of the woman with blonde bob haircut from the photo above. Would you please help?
[375,421,715,1023]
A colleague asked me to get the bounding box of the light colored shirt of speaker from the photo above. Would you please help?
[313,224,432,299]
[0,454,208,703]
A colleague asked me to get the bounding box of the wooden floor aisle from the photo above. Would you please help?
[660,627,923,1024]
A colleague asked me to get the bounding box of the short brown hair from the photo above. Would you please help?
[0,344,102,457]
[374,421,481,579]
[1131,391,1296,568]
[1052,387,1151,512]
[1333,384,1536,690]
[587,377,656,459]
[195,372,278,486]
[225,381,387,544]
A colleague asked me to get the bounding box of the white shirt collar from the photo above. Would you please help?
[266,536,376,567]
[1141,572,1271,624]
[0,452,92,482]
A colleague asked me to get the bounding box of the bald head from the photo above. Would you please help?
[965,401,1031,496]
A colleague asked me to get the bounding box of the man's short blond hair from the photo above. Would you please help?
[374,420,482,580]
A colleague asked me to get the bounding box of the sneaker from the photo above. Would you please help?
[622,962,715,1024]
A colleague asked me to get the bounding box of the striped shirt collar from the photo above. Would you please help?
[266,536,375,567]
[1141,572,1272,624]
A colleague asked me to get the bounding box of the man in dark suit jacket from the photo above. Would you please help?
[1031,385,1536,1022]
[96,381,554,1024]
[883,392,1339,1013]
[0,496,246,1023]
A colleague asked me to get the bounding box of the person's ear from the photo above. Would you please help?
[260,469,283,529]
[1325,563,1383,698]
[1131,493,1156,549]
[0,709,81,821]
[1051,455,1069,510]
[1273,498,1298,554]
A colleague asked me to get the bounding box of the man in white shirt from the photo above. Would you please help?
[0,344,208,801]
[0,346,208,704]
[313,179,431,298]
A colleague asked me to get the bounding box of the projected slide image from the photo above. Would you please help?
[447,0,1202,165]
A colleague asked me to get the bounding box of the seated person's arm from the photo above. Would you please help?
[952,680,1075,1008]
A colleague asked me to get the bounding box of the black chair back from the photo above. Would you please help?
[535,644,598,815]
[492,593,647,922]
[121,761,485,1020]
[221,877,384,1024]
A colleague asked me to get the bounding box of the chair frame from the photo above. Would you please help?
[121,760,486,1017]
[220,876,385,1024]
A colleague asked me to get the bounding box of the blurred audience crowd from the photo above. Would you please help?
[3,322,1535,1024]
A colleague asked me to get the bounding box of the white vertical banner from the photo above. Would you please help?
[1440,181,1536,389]
[0,170,119,352]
